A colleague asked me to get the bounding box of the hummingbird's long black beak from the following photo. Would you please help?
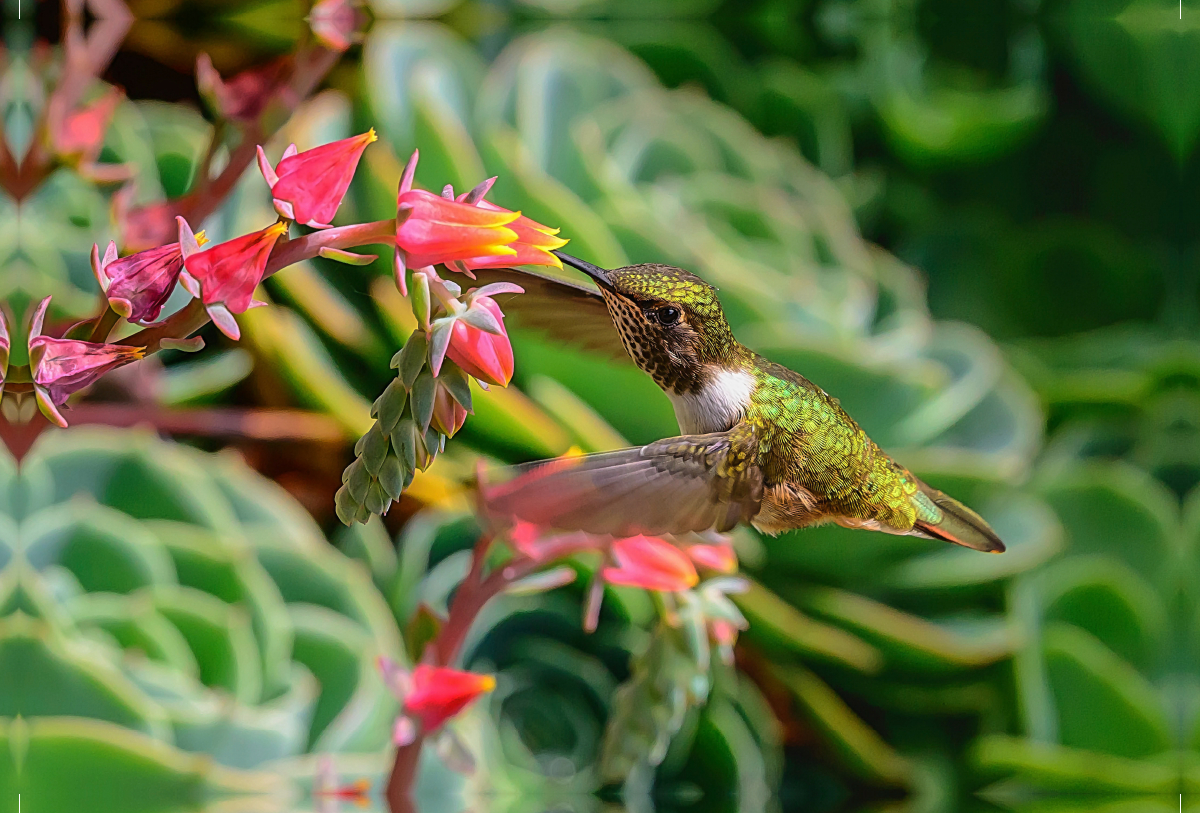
[554,251,613,290]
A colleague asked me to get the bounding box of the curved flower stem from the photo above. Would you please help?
[386,533,544,812]
[119,218,396,354]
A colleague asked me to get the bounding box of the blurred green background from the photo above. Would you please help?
[4,0,1200,811]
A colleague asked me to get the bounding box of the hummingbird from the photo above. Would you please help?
[472,253,1004,553]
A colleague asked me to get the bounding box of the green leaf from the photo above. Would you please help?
[23,503,177,594]
[790,586,1018,673]
[152,586,263,705]
[734,580,882,674]
[772,665,910,786]
[7,716,275,813]
[0,614,170,740]
[971,733,1176,793]
[1042,622,1171,758]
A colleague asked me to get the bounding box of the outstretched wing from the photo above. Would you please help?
[467,266,628,359]
[480,425,763,536]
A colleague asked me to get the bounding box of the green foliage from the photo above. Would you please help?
[0,427,401,810]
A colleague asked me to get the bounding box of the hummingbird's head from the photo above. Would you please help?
[556,252,741,394]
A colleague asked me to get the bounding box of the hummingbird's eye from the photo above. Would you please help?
[654,306,682,326]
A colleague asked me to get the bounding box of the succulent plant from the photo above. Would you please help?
[0,426,402,811]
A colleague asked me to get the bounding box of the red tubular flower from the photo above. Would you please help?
[396,189,520,269]
[460,203,568,270]
[92,236,206,324]
[258,130,377,228]
[403,664,496,733]
[686,543,738,573]
[26,297,145,427]
[179,219,288,340]
[444,296,514,387]
[602,535,700,593]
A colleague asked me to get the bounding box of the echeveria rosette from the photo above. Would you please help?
[257,130,377,228]
[178,218,288,340]
[91,235,207,324]
[26,297,145,427]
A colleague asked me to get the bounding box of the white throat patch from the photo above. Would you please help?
[668,368,756,434]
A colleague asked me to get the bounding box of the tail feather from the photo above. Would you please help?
[913,484,1005,553]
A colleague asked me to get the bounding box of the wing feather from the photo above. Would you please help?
[480,428,763,536]
[467,267,628,359]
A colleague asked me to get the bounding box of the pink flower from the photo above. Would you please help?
[430,381,469,438]
[26,297,145,427]
[196,53,294,123]
[178,219,288,340]
[308,0,362,51]
[460,203,568,271]
[507,519,594,562]
[602,535,700,593]
[257,130,377,228]
[686,543,738,573]
[403,664,495,733]
[396,188,520,269]
[92,236,206,324]
[391,150,567,281]
[444,296,514,387]
[55,88,123,162]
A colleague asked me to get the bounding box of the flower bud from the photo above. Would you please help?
[445,296,514,387]
[258,130,377,228]
[430,381,469,438]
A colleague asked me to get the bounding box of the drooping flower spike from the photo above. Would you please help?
[258,130,377,228]
[92,234,207,324]
[27,297,145,427]
[178,218,289,340]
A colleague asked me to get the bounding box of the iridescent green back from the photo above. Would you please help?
[745,357,933,531]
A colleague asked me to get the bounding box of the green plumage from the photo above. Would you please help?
[745,357,930,533]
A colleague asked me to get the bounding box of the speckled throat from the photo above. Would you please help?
[602,291,707,394]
